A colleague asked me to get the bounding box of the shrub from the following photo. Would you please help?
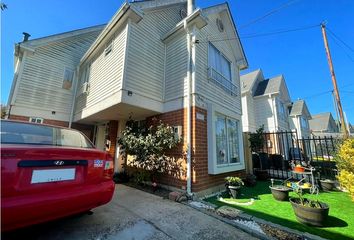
[335,138,354,201]
[118,121,184,180]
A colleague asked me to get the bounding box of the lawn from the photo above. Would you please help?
[205,181,354,240]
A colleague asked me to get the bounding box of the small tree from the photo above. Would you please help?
[335,138,354,201]
[118,121,183,184]
[249,125,265,153]
[1,105,7,119]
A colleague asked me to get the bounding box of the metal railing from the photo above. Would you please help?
[251,130,340,180]
[208,67,237,96]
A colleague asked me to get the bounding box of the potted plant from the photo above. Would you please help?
[249,126,269,180]
[269,179,291,201]
[225,176,244,198]
[320,179,336,191]
[243,174,257,187]
[289,188,329,227]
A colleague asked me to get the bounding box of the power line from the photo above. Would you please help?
[327,31,354,62]
[239,0,300,30]
[326,27,354,53]
[199,23,319,43]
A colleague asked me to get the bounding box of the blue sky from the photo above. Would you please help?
[1,0,354,123]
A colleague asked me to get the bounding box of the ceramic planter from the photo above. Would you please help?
[290,198,329,227]
[320,180,335,191]
[269,185,291,201]
[228,185,241,199]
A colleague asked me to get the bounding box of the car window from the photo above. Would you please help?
[1,121,93,148]
[56,128,92,148]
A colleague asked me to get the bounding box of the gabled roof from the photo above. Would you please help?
[289,100,311,118]
[131,0,186,11]
[240,69,262,94]
[202,3,248,70]
[17,25,105,49]
[254,75,283,96]
[309,112,337,132]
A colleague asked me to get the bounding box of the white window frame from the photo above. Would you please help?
[207,103,245,174]
[104,38,114,56]
[300,116,309,129]
[277,100,286,120]
[29,117,44,124]
[208,43,237,96]
[62,67,74,90]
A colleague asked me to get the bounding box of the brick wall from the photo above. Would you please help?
[8,114,94,141]
[145,107,245,193]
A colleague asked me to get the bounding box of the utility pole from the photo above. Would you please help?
[321,23,348,138]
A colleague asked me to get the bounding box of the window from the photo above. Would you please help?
[105,38,114,56]
[208,43,237,95]
[62,68,74,90]
[1,121,93,148]
[80,64,91,85]
[277,100,286,120]
[301,117,309,129]
[29,117,44,124]
[215,114,240,165]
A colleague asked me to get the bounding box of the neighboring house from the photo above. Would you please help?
[7,0,248,196]
[240,69,291,133]
[309,112,339,136]
[288,100,311,139]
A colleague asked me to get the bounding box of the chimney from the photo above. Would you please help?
[22,32,31,42]
[187,0,195,16]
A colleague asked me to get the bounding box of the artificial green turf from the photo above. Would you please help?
[206,181,354,240]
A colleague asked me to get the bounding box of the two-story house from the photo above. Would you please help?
[240,69,291,133]
[309,112,339,137]
[7,0,248,196]
[289,100,312,139]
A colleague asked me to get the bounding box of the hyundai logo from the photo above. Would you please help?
[54,160,65,166]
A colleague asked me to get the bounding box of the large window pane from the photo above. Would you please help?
[227,119,239,163]
[215,116,227,165]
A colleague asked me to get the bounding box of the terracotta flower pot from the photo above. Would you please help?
[293,166,305,172]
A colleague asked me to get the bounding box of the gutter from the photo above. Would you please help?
[68,66,80,128]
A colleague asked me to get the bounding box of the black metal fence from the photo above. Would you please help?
[251,131,339,180]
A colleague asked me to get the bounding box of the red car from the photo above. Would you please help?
[1,120,115,231]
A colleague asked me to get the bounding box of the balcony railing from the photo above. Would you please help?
[208,67,237,96]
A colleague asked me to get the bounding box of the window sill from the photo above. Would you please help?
[209,162,245,175]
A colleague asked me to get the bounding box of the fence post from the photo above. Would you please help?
[243,132,253,174]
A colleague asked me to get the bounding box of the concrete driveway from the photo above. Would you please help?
[3,184,257,240]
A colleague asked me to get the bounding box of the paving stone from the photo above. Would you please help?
[216,206,244,219]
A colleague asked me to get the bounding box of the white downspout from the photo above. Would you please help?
[184,0,195,196]
[184,20,192,196]
[68,66,80,128]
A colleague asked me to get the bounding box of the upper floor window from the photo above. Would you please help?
[277,100,286,120]
[105,38,114,56]
[300,117,309,129]
[208,43,237,96]
[62,68,74,90]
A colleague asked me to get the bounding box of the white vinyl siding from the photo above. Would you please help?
[195,12,241,114]
[75,24,128,115]
[125,6,184,102]
[165,33,188,100]
[12,30,101,121]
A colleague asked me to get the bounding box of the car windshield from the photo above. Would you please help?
[1,121,93,148]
